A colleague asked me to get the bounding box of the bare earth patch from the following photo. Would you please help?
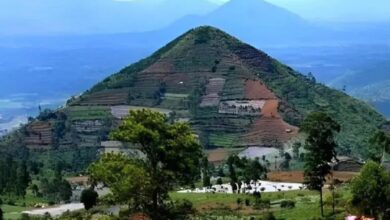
[244,79,276,100]
[268,171,358,183]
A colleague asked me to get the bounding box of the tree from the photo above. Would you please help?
[292,142,301,159]
[280,152,292,171]
[243,158,266,183]
[89,153,150,209]
[368,131,390,164]
[16,161,30,197]
[300,112,340,217]
[80,188,99,210]
[89,110,203,219]
[58,180,72,202]
[350,161,390,219]
[201,157,211,188]
[227,155,238,183]
[217,167,225,177]
[226,155,266,189]
[0,207,3,220]
[203,175,211,188]
[31,184,39,197]
[216,178,223,185]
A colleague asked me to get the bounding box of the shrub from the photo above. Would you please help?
[236,198,243,206]
[253,198,271,210]
[280,200,295,209]
[216,178,223,185]
[6,199,15,206]
[80,188,99,210]
[264,212,276,220]
[169,199,196,219]
[245,198,251,206]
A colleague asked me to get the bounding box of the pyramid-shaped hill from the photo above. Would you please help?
[24,26,386,155]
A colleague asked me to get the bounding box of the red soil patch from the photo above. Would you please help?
[130,213,150,220]
[207,148,229,165]
[268,171,358,183]
[244,79,276,100]
[261,100,279,117]
[241,80,299,146]
[141,58,174,73]
[81,89,129,106]
[243,117,298,146]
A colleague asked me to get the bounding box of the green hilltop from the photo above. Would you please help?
[1,26,386,163]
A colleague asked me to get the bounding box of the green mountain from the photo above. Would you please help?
[1,26,386,162]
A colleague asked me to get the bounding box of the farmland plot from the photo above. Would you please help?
[200,78,226,107]
[111,105,172,119]
[219,100,265,115]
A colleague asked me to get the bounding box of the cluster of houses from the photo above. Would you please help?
[219,100,265,115]
[178,180,304,194]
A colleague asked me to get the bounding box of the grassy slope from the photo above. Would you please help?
[1,189,350,219]
[171,188,351,220]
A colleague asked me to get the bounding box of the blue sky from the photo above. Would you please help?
[1,0,389,36]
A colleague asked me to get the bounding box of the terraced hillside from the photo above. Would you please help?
[1,26,387,159]
[69,26,385,155]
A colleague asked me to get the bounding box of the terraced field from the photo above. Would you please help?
[77,88,129,106]
[64,106,110,121]
[25,121,53,149]
[200,78,226,107]
[206,147,245,164]
[111,105,172,119]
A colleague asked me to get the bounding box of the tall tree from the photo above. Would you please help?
[16,161,30,197]
[300,112,340,217]
[292,142,302,159]
[201,157,211,188]
[90,110,203,219]
[368,131,390,164]
[350,161,390,220]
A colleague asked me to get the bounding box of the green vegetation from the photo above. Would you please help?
[171,189,347,220]
[89,110,203,219]
[64,106,110,121]
[350,161,390,219]
[226,155,267,190]
[300,112,340,217]
[367,131,390,163]
[257,60,385,156]
[80,188,99,210]
[0,157,30,198]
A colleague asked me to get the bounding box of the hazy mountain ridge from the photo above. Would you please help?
[0,0,218,35]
